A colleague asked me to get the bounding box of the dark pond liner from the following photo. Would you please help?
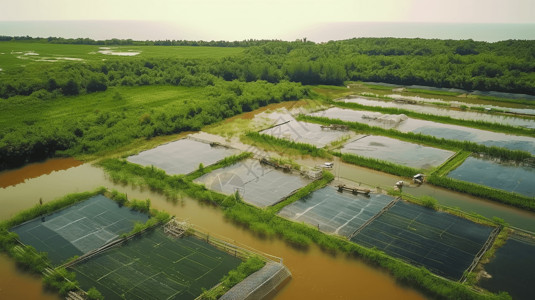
[70,228,242,300]
[478,233,535,300]
[127,138,240,175]
[278,186,394,237]
[11,195,148,265]
[351,201,494,280]
[447,157,535,198]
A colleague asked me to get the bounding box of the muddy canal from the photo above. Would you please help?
[0,160,424,300]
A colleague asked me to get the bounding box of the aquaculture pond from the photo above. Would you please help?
[447,157,535,198]
[260,119,350,148]
[340,97,535,128]
[0,160,426,300]
[340,135,454,169]
[278,186,394,237]
[70,228,242,300]
[127,138,239,175]
[351,201,495,280]
[478,233,535,300]
[11,195,148,265]
[194,159,311,207]
[311,107,535,155]
[308,107,406,129]
[385,94,535,116]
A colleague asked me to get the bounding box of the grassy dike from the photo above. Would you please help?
[98,158,509,300]
[334,101,535,138]
[0,188,171,298]
[298,115,532,162]
[246,126,534,212]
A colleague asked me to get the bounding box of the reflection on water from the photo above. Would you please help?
[312,107,535,155]
[0,158,83,188]
[342,97,535,128]
[0,254,60,300]
[0,162,424,300]
[447,157,535,198]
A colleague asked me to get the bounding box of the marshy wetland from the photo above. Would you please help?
[1,38,535,300]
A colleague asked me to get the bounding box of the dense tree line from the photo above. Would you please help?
[0,80,306,170]
[0,35,285,47]
[1,38,534,99]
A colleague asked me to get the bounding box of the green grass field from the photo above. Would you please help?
[0,41,244,71]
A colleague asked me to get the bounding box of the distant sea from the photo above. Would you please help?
[0,21,534,42]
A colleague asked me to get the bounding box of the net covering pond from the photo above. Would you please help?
[478,234,535,300]
[11,195,148,265]
[194,159,312,208]
[70,229,242,300]
[260,120,349,148]
[447,157,535,198]
[351,201,494,280]
[127,139,239,175]
[341,135,454,169]
[278,186,394,237]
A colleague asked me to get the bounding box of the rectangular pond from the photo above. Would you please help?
[340,97,535,128]
[308,107,406,129]
[311,107,535,155]
[350,201,495,280]
[194,159,312,208]
[260,119,350,148]
[278,186,394,237]
[447,157,535,198]
[70,228,242,300]
[11,195,148,265]
[340,135,454,169]
[478,233,535,300]
[127,138,240,175]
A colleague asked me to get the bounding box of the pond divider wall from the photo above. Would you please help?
[460,226,502,283]
[348,197,399,239]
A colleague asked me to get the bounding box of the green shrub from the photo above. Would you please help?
[86,287,104,300]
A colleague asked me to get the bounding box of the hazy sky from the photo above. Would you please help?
[2,0,534,40]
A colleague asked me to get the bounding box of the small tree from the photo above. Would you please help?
[62,79,79,96]
[86,287,104,300]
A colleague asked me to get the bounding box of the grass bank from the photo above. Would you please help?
[298,115,532,162]
[431,150,472,177]
[0,188,169,298]
[244,131,331,158]
[334,101,535,138]
[99,159,509,300]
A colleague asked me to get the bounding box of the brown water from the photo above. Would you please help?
[0,157,83,188]
[0,254,60,300]
[3,158,535,299]
[0,161,424,300]
[299,156,535,232]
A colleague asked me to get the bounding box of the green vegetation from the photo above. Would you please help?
[200,256,266,299]
[405,88,462,97]
[100,158,509,299]
[185,151,253,180]
[43,267,79,296]
[338,152,423,177]
[334,101,535,138]
[299,115,532,162]
[432,150,472,177]
[86,287,104,300]
[0,188,171,299]
[0,81,306,170]
[268,171,334,213]
[99,158,236,206]
[244,131,330,158]
[426,175,535,212]
[0,187,106,229]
